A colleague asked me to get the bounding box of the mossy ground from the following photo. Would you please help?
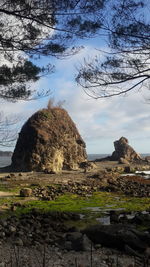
[0,176,149,228]
[14,192,150,217]
[7,192,147,229]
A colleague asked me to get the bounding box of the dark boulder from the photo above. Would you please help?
[82,224,149,252]
[65,232,92,251]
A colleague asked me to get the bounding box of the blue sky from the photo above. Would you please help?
[1,37,150,154]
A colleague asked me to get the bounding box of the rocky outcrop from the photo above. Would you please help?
[82,223,150,253]
[110,137,142,162]
[11,108,87,172]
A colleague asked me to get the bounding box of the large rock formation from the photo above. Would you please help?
[11,107,87,172]
[110,137,142,162]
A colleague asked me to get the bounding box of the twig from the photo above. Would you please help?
[90,242,93,267]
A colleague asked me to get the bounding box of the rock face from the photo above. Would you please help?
[110,137,142,162]
[11,108,87,172]
[83,224,150,252]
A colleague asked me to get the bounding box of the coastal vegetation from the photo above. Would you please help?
[13,192,150,214]
[0,182,149,219]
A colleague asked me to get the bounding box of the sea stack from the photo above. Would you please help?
[11,107,87,172]
[110,137,142,162]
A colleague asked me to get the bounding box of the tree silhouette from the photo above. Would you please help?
[76,0,150,98]
[0,0,105,101]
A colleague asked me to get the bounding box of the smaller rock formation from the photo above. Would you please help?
[110,137,142,162]
[20,188,32,197]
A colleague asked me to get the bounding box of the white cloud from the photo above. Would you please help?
[1,76,150,154]
[53,78,150,154]
[1,42,150,154]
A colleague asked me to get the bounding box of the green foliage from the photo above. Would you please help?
[39,110,51,120]
[15,192,150,215]
[77,0,150,98]
[0,183,19,193]
[0,0,105,101]
[0,61,49,100]
[0,190,149,228]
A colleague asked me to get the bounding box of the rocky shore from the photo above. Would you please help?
[0,243,139,267]
[17,170,150,200]
[0,158,149,266]
[0,209,149,266]
[0,109,149,266]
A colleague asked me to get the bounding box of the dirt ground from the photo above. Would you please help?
[0,243,140,267]
[0,160,149,190]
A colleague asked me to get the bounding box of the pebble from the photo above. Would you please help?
[14,238,23,246]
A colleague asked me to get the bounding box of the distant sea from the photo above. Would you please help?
[0,154,150,168]
[0,154,111,167]
[88,154,110,161]
[88,153,150,161]
[0,156,12,167]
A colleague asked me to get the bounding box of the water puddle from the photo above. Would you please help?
[80,208,149,226]
[85,206,125,212]
[136,171,150,175]
[135,171,150,179]
[96,216,110,225]
[85,207,101,212]
[119,212,136,220]
[79,214,85,219]
[121,170,150,179]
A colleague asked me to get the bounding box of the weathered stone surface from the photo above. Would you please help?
[11,108,87,172]
[80,161,97,172]
[20,188,32,197]
[110,137,142,162]
[119,157,130,165]
[82,224,150,252]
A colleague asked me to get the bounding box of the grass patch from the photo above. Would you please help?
[0,191,149,230]
[15,192,150,215]
[0,182,20,193]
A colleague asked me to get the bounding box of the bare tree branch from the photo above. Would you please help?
[76,0,150,98]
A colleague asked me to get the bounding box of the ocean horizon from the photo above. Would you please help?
[88,153,150,161]
[0,153,150,168]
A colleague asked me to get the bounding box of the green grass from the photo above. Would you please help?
[15,192,150,215]
[11,192,149,229]
[0,191,149,229]
[0,183,20,193]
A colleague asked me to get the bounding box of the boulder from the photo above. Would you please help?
[145,156,150,163]
[80,161,97,172]
[82,224,150,252]
[11,108,87,172]
[65,232,92,251]
[119,157,129,165]
[110,137,142,162]
[20,188,32,197]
